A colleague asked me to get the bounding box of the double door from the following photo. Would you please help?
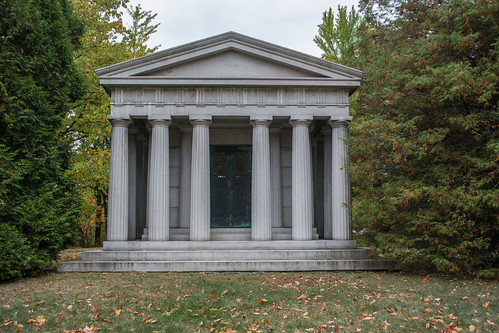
[210,145,252,228]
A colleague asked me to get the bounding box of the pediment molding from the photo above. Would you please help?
[97,32,363,89]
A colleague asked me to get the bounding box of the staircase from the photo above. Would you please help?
[58,240,399,272]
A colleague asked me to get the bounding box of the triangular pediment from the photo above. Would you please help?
[97,32,363,88]
[142,50,328,79]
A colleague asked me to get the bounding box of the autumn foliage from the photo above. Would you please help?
[347,0,499,277]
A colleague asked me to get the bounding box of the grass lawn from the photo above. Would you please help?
[0,250,497,332]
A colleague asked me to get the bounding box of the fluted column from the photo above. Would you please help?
[107,117,131,241]
[250,116,272,241]
[179,126,193,229]
[127,128,138,240]
[147,117,171,241]
[330,118,353,240]
[135,136,147,238]
[290,116,313,241]
[190,115,212,241]
[269,126,283,228]
[322,127,332,239]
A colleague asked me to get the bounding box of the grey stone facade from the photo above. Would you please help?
[58,32,398,272]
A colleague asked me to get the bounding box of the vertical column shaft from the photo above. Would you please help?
[179,126,193,229]
[322,127,333,239]
[331,120,352,240]
[290,116,313,241]
[190,116,212,241]
[251,116,272,241]
[147,118,171,241]
[107,118,131,241]
[135,136,147,238]
[128,129,137,240]
[270,127,283,228]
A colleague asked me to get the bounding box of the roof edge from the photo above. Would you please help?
[96,32,364,79]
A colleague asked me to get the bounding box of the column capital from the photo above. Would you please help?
[149,118,171,127]
[329,115,353,124]
[250,115,272,127]
[178,124,193,133]
[290,115,313,127]
[269,125,283,134]
[329,120,350,129]
[321,125,332,135]
[129,127,141,135]
[190,115,212,126]
[108,116,131,127]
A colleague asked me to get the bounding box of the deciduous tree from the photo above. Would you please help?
[68,0,160,246]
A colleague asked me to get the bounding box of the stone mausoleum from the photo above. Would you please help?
[59,32,397,272]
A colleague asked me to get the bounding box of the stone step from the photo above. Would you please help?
[144,228,320,241]
[103,240,357,251]
[58,259,400,272]
[82,249,371,261]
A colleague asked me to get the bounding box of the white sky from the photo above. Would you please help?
[127,0,359,57]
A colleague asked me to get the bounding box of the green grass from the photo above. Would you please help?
[0,252,497,332]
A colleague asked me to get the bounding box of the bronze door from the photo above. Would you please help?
[210,145,252,228]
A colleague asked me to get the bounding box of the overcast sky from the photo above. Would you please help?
[126,0,359,58]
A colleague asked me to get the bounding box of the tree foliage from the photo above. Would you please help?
[0,0,84,279]
[314,5,365,66]
[68,0,160,246]
[124,4,160,58]
[347,0,499,276]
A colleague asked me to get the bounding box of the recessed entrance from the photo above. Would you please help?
[210,145,252,228]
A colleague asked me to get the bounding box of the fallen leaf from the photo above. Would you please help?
[469,324,476,331]
[448,314,457,320]
[114,309,122,316]
[36,316,46,325]
[484,302,489,308]
[296,294,308,300]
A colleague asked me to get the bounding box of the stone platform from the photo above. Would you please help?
[57,240,399,272]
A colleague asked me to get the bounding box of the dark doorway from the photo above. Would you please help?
[210,145,252,228]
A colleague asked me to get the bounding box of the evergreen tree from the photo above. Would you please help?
[349,0,499,276]
[0,0,84,279]
[314,5,365,66]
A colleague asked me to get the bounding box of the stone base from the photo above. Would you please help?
[58,240,399,272]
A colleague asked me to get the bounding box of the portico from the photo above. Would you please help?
[58,32,398,272]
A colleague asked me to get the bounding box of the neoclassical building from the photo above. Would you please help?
[59,32,397,272]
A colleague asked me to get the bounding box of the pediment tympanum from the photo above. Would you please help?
[97,32,364,88]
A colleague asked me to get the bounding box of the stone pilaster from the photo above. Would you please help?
[107,117,131,241]
[190,116,212,241]
[322,127,332,239]
[250,116,272,241]
[330,118,353,240]
[290,116,313,241]
[269,126,283,228]
[147,117,171,241]
[179,126,193,229]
